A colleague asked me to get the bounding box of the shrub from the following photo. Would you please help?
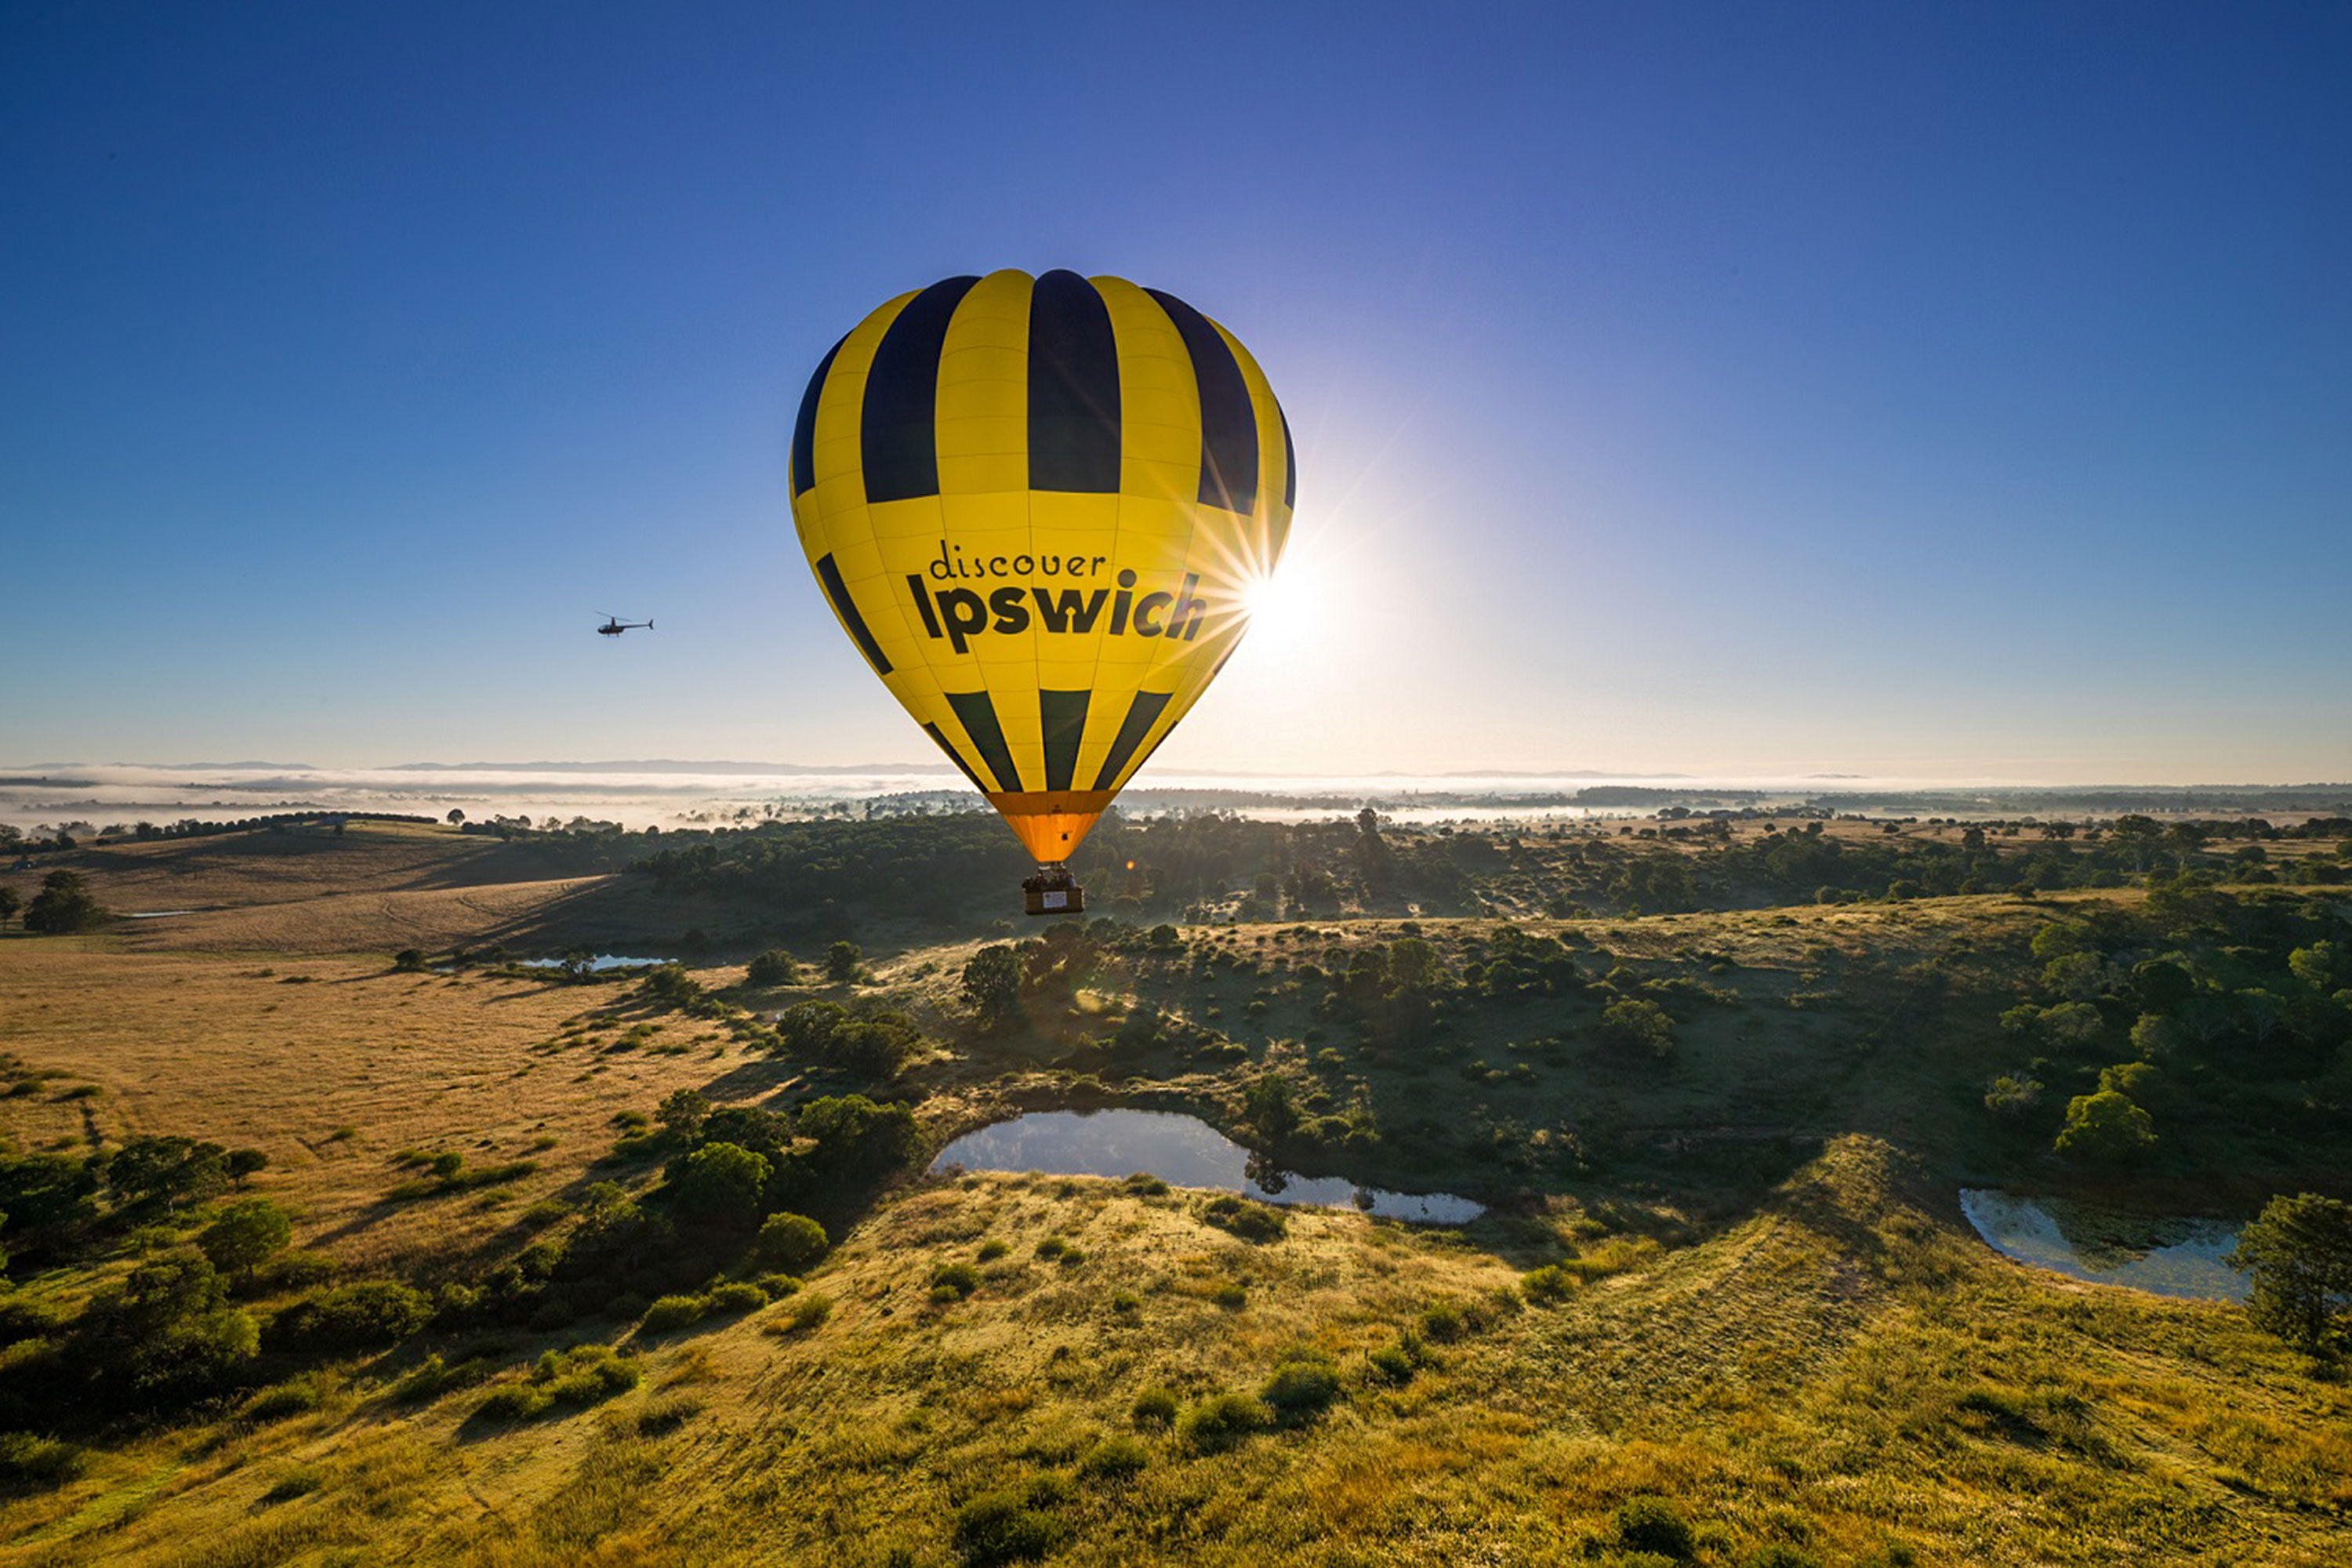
[1617,1494,1696,1558]
[242,1379,322,1420]
[1259,1351,1341,1424]
[474,1382,552,1421]
[1200,1194,1287,1243]
[977,1238,1010,1261]
[1122,1173,1170,1197]
[269,1281,430,1352]
[757,1211,829,1269]
[704,1282,769,1316]
[198,1196,293,1280]
[393,949,429,972]
[1521,1264,1577,1305]
[746,949,801,987]
[1744,1547,1822,1568]
[952,1479,1068,1566]
[1367,1345,1417,1385]
[1599,998,1678,1059]
[640,1294,709,1334]
[1076,1435,1149,1483]
[260,1465,325,1503]
[1211,1283,1247,1311]
[1178,1391,1270,1451]
[1419,1301,1467,1342]
[1130,1388,1179,1428]
[931,1261,981,1300]
[391,1353,492,1404]
[775,1292,832,1334]
[543,1346,640,1404]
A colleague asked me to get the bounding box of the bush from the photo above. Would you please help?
[1617,1494,1696,1558]
[269,1281,430,1352]
[977,1238,1010,1261]
[746,949,802,987]
[474,1382,552,1422]
[1367,1345,1416,1385]
[1521,1264,1577,1305]
[931,1262,981,1300]
[1076,1435,1149,1482]
[1130,1388,1179,1428]
[242,1379,322,1420]
[774,1292,832,1334]
[1744,1547,1822,1568]
[1178,1391,1270,1451]
[636,1390,706,1435]
[952,1479,1068,1566]
[1200,1194,1287,1244]
[542,1346,640,1404]
[757,1211,829,1269]
[1259,1351,1341,1424]
[704,1282,769,1316]
[640,1294,709,1334]
[1599,998,1678,1059]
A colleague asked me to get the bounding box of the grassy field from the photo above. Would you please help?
[0,822,2346,1565]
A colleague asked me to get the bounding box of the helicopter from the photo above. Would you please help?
[595,616,652,637]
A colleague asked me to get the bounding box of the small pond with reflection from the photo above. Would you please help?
[931,1109,1484,1225]
[1960,1188,2246,1301]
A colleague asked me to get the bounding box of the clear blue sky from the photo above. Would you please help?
[5,2,2347,782]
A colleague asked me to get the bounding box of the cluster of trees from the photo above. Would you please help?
[0,870,110,935]
[1984,893,2352,1167]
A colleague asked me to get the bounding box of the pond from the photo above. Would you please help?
[930,1109,1485,1225]
[514,955,665,972]
[1959,1188,2247,1301]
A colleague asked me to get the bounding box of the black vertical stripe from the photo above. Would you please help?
[1040,689,1090,792]
[1278,398,1296,510]
[862,275,981,504]
[1027,270,1122,493]
[1090,690,1171,792]
[790,335,845,497]
[1145,288,1257,514]
[922,722,988,794]
[813,553,891,676]
[946,690,1023,793]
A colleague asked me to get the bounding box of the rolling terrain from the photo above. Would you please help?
[0,820,2347,1566]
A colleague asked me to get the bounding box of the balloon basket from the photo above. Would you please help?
[1023,865,1085,916]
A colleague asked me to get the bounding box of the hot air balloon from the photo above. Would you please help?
[789,269,1294,913]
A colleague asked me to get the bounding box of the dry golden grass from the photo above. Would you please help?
[0,946,775,1272]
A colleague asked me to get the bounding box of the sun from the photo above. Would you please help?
[1239,566,1316,652]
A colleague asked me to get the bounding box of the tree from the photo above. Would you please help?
[0,886,19,928]
[226,1148,269,1186]
[1599,999,1677,1060]
[758,1211,829,1269]
[105,1136,231,1210]
[961,945,1023,1029]
[670,1142,771,1226]
[197,1197,292,1283]
[826,940,864,984]
[746,948,801,987]
[2053,1090,2156,1164]
[24,870,107,935]
[655,1088,710,1142]
[445,808,466,826]
[2228,1192,2352,1351]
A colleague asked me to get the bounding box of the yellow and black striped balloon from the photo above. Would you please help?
[789,269,1294,865]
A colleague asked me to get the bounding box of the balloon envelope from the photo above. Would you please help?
[789,269,1295,863]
